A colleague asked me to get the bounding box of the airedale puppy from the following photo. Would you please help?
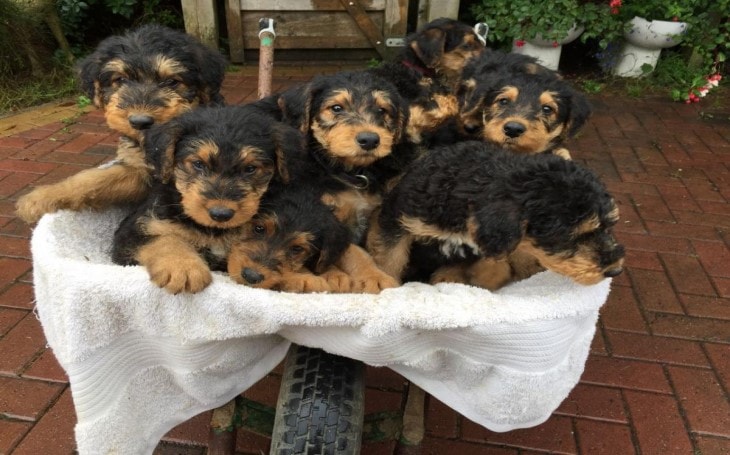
[368,18,486,142]
[111,105,298,294]
[366,141,625,288]
[254,70,413,244]
[227,186,396,293]
[455,50,590,157]
[16,24,227,223]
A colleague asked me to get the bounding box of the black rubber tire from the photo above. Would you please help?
[270,345,365,455]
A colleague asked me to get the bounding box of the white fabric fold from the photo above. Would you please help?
[32,209,611,454]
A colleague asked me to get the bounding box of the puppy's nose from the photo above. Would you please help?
[463,123,480,135]
[503,122,526,138]
[208,207,234,222]
[603,267,623,278]
[128,114,155,130]
[356,132,380,151]
[241,267,264,285]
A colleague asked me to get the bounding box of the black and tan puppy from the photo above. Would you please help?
[455,50,590,157]
[16,24,227,223]
[112,105,298,294]
[254,70,413,244]
[369,18,486,142]
[367,141,625,288]
[227,186,396,294]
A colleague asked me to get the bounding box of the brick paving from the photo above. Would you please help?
[0,65,729,454]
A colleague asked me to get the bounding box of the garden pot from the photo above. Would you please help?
[613,16,688,77]
[511,24,584,70]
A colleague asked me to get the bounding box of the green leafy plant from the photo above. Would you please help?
[470,0,621,49]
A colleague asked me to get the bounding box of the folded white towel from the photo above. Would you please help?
[32,209,611,455]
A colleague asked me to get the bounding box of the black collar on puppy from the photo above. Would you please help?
[310,148,370,190]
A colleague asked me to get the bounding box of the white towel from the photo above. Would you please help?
[32,208,612,455]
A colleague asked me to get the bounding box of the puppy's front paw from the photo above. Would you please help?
[352,270,399,294]
[279,273,331,293]
[430,264,469,285]
[320,269,353,293]
[553,147,572,160]
[147,256,212,294]
[15,188,58,224]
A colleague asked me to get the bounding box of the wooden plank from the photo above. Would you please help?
[240,0,384,11]
[338,0,387,57]
[383,0,407,38]
[181,0,219,49]
[226,0,245,62]
[240,11,383,49]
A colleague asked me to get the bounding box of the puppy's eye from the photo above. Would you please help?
[289,245,305,255]
[497,98,510,106]
[377,107,390,116]
[331,104,343,113]
[541,105,555,115]
[191,160,206,172]
[112,76,129,85]
[253,224,266,235]
[243,165,257,174]
[160,79,180,88]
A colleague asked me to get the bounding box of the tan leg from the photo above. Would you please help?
[336,244,399,294]
[466,257,514,291]
[319,266,353,293]
[278,271,332,293]
[430,263,471,285]
[136,236,212,294]
[15,141,150,223]
[552,147,572,160]
[507,249,545,282]
[365,212,412,281]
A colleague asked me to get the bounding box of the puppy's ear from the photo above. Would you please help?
[473,200,523,257]
[270,123,306,184]
[142,121,184,184]
[277,84,312,134]
[566,89,592,137]
[192,44,228,106]
[410,28,446,68]
[392,95,410,144]
[76,54,105,108]
[313,222,351,274]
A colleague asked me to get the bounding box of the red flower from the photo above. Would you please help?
[672,16,679,21]
[515,39,525,47]
[552,41,559,47]
[609,0,621,14]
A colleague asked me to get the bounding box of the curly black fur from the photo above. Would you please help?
[370,141,624,283]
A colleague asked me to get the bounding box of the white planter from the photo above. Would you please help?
[613,16,688,77]
[511,24,584,71]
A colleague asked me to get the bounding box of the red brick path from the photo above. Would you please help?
[0,69,728,454]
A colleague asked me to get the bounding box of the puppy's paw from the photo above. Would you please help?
[279,273,331,293]
[553,147,572,160]
[352,270,399,294]
[15,188,58,224]
[320,269,353,293]
[430,264,469,285]
[147,256,212,294]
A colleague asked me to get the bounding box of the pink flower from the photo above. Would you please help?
[515,39,525,47]
[609,0,621,14]
[552,41,559,48]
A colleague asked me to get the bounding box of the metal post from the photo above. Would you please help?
[258,18,276,100]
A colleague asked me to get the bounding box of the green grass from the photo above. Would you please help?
[0,67,78,116]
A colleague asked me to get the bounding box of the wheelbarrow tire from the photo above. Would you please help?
[270,345,365,455]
